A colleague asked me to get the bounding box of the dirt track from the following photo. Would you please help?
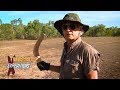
[0,37,120,79]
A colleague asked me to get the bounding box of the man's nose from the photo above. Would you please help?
[65,27,71,31]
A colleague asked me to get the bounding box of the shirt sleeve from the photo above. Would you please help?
[83,47,100,75]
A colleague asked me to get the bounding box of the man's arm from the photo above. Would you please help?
[86,70,98,79]
[37,58,60,73]
[49,65,60,73]
[33,34,60,73]
[83,49,100,79]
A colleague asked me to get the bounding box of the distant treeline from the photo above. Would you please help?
[0,18,120,40]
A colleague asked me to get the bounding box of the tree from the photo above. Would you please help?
[24,20,43,39]
[0,24,15,40]
[18,18,23,25]
[96,24,106,36]
[0,19,2,25]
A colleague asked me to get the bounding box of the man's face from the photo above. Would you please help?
[62,22,82,42]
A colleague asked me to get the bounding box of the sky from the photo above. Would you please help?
[0,11,120,28]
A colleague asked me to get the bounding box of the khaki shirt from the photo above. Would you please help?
[59,38,100,79]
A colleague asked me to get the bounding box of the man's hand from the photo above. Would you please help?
[86,70,98,79]
[37,61,50,70]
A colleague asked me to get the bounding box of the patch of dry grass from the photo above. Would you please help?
[0,37,120,79]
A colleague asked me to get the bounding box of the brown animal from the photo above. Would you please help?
[7,55,15,76]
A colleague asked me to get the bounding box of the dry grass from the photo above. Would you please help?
[0,37,120,79]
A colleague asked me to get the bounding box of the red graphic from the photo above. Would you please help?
[7,55,15,76]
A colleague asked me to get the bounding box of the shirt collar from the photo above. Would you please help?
[64,37,82,50]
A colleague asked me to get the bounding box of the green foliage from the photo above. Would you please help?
[41,23,59,38]
[84,24,120,37]
[24,20,43,39]
[14,25,25,39]
[0,24,15,40]
[0,19,2,25]
[0,18,120,40]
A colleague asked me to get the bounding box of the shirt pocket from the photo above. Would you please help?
[64,59,79,73]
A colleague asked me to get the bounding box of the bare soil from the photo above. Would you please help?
[0,37,120,79]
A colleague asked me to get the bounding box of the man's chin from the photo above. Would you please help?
[65,37,74,41]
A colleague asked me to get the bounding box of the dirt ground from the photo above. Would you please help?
[0,37,120,79]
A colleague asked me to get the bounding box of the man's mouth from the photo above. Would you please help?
[66,34,72,35]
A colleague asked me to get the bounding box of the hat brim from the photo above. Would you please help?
[54,20,89,36]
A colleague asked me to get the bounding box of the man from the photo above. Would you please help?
[36,13,100,79]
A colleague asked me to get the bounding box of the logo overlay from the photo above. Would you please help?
[7,55,31,76]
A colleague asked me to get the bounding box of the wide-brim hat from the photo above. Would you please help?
[54,13,89,36]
